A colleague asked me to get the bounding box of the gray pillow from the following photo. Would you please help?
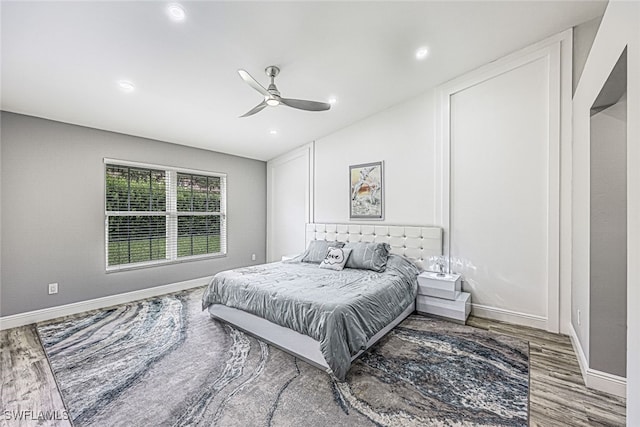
[385,254,421,276]
[301,240,345,264]
[344,242,390,272]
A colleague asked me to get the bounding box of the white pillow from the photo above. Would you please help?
[319,247,352,271]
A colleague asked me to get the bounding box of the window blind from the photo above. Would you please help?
[105,160,227,271]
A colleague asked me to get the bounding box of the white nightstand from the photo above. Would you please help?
[416,271,471,324]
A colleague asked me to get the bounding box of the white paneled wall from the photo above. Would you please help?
[268,31,572,335]
[437,32,572,333]
[266,144,313,262]
[313,91,437,226]
[450,57,552,328]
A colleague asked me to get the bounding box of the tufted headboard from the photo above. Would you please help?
[305,223,442,271]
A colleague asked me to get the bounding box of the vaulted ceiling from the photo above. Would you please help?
[1,1,606,160]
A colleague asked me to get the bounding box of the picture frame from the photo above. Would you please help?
[349,161,384,220]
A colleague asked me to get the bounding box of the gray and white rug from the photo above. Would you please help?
[37,288,529,426]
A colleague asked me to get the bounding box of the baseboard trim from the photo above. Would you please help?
[568,323,627,398]
[568,323,590,380]
[587,368,627,398]
[0,276,212,330]
[471,303,548,330]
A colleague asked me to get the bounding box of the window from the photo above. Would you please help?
[105,159,226,271]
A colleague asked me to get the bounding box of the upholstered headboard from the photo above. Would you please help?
[305,223,442,270]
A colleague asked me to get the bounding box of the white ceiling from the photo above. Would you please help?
[1,1,606,161]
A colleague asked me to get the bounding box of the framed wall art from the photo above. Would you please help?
[349,161,384,220]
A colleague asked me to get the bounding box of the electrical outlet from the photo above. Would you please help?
[251,253,256,261]
[577,309,581,325]
[48,283,59,295]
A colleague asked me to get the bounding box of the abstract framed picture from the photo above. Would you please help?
[349,161,384,220]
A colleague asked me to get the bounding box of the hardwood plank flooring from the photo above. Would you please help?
[467,316,626,426]
[0,316,626,426]
[0,325,71,427]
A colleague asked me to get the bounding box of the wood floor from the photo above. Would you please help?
[0,316,626,426]
[467,316,626,426]
[0,326,71,427]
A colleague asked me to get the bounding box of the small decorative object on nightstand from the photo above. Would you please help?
[416,271,471,324]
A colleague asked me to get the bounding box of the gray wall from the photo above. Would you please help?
[0,112,266,316]
[589,96,627,377]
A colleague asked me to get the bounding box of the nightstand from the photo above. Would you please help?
[416,271,471,324]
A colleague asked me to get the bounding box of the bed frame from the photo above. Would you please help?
[208,223,443,375]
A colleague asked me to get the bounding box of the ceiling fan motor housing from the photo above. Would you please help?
[265,66,281,96]
[265,66,280,78]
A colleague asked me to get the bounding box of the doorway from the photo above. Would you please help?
[589,48,627,378]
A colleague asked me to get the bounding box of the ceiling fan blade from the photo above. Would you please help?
[238,69,270,97]
[280,98,331,112]
[239,101,267,118]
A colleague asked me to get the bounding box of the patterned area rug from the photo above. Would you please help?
[37,288,529,426]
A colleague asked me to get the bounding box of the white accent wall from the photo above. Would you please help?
[449,58,553,330]
[438,32,572,333]
[266,144,313,262]
[313,91,437,226]
[268,31,573,335]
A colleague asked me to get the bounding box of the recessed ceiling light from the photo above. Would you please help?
[166,3,186,21]
[117,80,135,93]
[328,96,337,105]
[415,47,429,60]
[269,129,278,135]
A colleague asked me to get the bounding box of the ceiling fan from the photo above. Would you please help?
[237,66,331,117]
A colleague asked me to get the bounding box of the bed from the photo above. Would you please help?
[202,223,442,380]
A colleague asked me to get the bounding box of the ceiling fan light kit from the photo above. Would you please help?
[238,66,331,117]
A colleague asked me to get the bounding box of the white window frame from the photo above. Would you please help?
[104,158,227,272]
